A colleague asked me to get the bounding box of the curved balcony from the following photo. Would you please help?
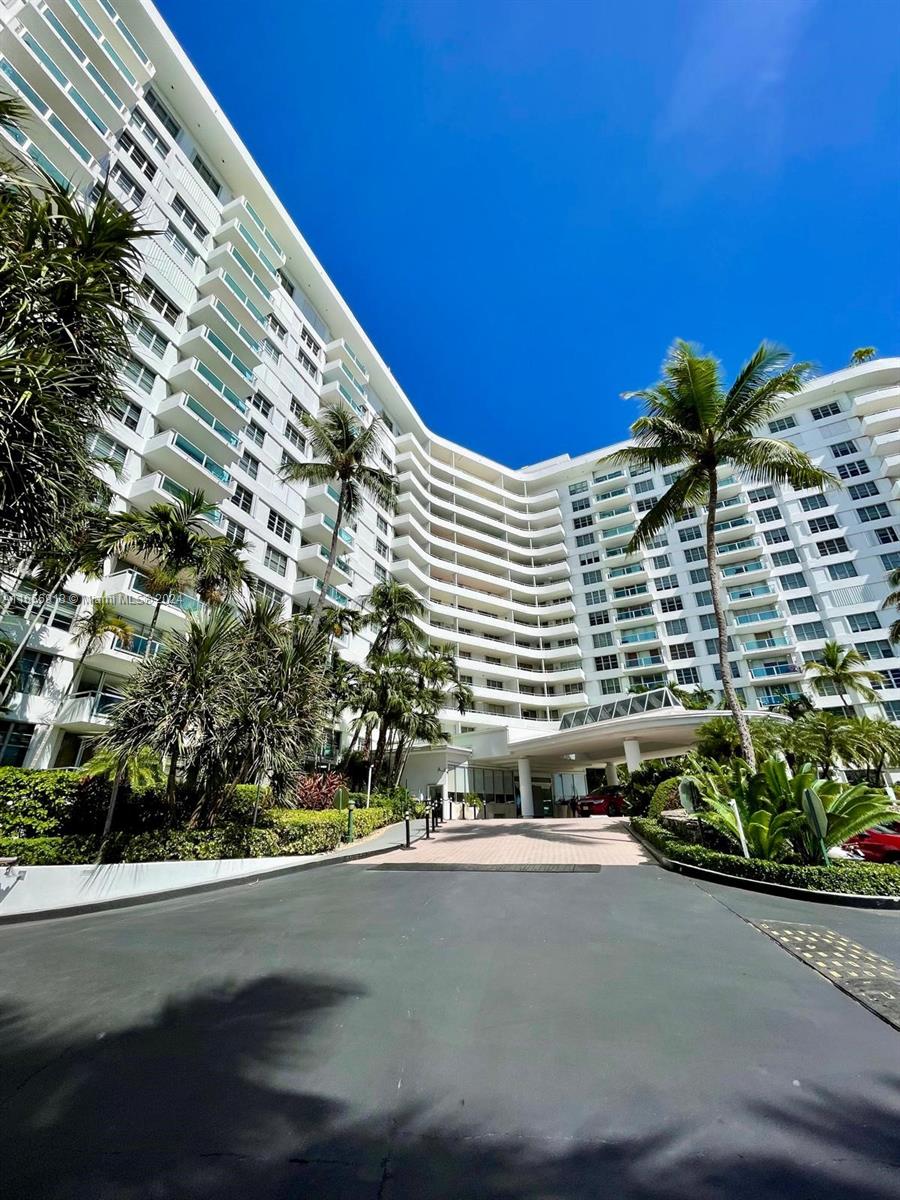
[143,430,234,499]
[169,357,249,424]
[56,688,123,732]
[156,393,241,462]
[220,197,286,265]
[196,267,269,338]
[188,295,261,364]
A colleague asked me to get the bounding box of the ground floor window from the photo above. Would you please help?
[0,721,34,766]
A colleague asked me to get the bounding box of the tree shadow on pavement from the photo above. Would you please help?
[1,972,899,1199]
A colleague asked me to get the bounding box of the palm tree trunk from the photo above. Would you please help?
[65,644,92,700]
[101,762,125,841]
[706,472,756,770]
[165,743,180,805]
[0,560,75,693]
[146,596,164,647]
[311,485,346,624]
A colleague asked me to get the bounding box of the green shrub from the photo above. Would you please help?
[0,834,99,865]
[0,768,104,837]
[649,778,679,819]
[632,818,900,897]
[270,808,345,854]
[100,825,281,863]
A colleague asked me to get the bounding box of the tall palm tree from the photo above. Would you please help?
[882,567,900,642]
[803,640,882,710]
[280,401,396,624]
[67,598,133,695]
[602,340,837,770]
[360,580,426,657]
[97,489,244,642]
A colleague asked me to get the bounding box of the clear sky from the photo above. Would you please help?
[157,0,899,468]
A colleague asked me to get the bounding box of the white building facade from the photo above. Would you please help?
[2,1,899,807]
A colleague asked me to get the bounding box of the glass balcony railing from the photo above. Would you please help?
[110,632,162,658]
[193,360,248,414]
[338,361,367,400]
[201,327,254,382]
[718,537,759,554]
[169,432,231,484]
[735,607,781,626]
[743,635,791,651]
[64,0,137,87]
[749,662,797,679]
[96,0,150,64]
[182,395,240,447]
[21,31,109,135]
[209,297,259,352]
[158,475,224,523]
[626,654,664,667]
[327,485,340,502]
[602,524,634,540]
[715,516,752,534]
[318,545,351,574]
[41,8,127,113]
[607,563,643,579]
[315,579,348,606]
[243,199,283,259]
[221,272,267,326]
[722,560,763,577]
[233,221,278,277]
[130,569,202,615]
[727,584,774,601]
[0,57,92,164]
[227,247,271,299]
[322,513,354,546]
[758,690,803,708]
[337,382,366,417]
[619,627,658,644]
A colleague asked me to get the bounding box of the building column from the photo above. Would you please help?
[517,757,534,818]
[605,761,619,786]
[623,739,642,774]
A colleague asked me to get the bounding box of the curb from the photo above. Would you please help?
[0,822,425,926]
[629,824,900,911]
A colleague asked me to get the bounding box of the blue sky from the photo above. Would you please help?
[159,0,899,467]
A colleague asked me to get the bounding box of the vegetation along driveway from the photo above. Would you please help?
[1,819,899,1199]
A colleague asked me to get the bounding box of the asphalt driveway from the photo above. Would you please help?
[1,829,898,1199]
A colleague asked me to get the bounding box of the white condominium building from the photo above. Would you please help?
[1,1,899,809]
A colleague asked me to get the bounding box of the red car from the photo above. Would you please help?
[846,822,900,864]
[577,788,628,817]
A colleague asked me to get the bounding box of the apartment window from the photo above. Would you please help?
[799,494,827,512]
[827,561,857,581]
[883,700,900,720]
[239,451,259,480]
[636,498,655,514]
[374,563,387,583]
[592,631,613,648]
[768,415,796,433]
[770,548,799,567]
[874,527,900,545]
[232,483,253,515]
[245,421,265,449]
[594,654,618,671]
[172,194,208,240]
[856,640,892,660]
[670,641,695,660]
[277,270,295,297]
[298,348,319,381]
[281,449,298,473]
[112,396,141,431]
[583,568,603,585]
[267,510,294,542]
[678,526,701,543]
[571,497,590,513]
[665,618,689,636]
[651,554,671,570]
[117,129,156,181]
[130,106,170,156]
[301,326,321,356]
[810,401,842,420]
[0,721,34,766]
[848,481,879,500]
[145,88,181,138]
[817,537,850,556]
[808,514,839,535]
[764,527,790,545]
[125,313,168,359]
[87,431,127,471]
[110,161,144,205]
[659,596,683,613]
[573,514,594,531]
[579,550,601,566]
[600,678,621,696]
[264,546,288,577]
[192,153,221,196]
[881,669,900,689]
[568,480,589,496]
[749,487,776,503]
[267,314,287,341]
[663,470,682,485]
[706,635,735,654]
[794,620,826,640]
[675,666,700,686]
[222,516,245,547]
[634,478,655,495]
[689,567,709,584]
[788,596,817,616]
[830,439,858,458]
[16,649,53,696]
[881,552,900,571]
[376,538,389,559]
[284,422,306,453]
[163,223,196,265]
[656,574,678,591]
[630,466,651,479]
[848,612,881,633]
[251,392,273,420]
[139,278,181,325]
[589,610,611,627]
[694,589,713,607]
[261,338,281,364]
[777,571,807,590]
[380,451,392,469]
[684,545,706,564]
[699,613,719,631]
[376,514,389,535]
[837,459,869,480]
[858,503,890,523]
[757,505,781,524]
[585,589,607,607]
[121,355,155,395]
[256,580,286,607]
[575,533,595,547]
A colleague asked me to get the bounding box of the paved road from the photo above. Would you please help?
[1,823,899,1199]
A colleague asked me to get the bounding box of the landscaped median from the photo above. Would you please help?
[632,817,900,901]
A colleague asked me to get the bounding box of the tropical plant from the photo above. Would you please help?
[0,133,145,565]
[359,580,426,657]
[67,599,133,695]
[97,489,246,642]
[849,347,876,365]
[694,715,788,763]
[293,770,348,811]
[803,640,882,709]
[280,401,396,624]
[80,746,166,839]
[602,341,836,770]
[883,567,900,642]
[843,716,900,787]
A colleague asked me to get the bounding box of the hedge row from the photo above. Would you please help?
[0,807,395,866]
[632,818,900,898]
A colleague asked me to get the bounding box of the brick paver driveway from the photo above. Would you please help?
[362,816,648,867]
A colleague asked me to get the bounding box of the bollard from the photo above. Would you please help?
[404,809,411,848]
[346,798,355,844]
[425,808,431,838]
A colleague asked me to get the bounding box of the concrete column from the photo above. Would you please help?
[517,757,534,818]
[623,739,642,773]
[605,761,619,786]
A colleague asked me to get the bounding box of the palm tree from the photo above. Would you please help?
[97,489,244,643]
[849,347,876,365]
[844,716,900,787]
[360,580,426,656]
[602,340,837,770]
[882,567,900,642]
[803,640,882,710]
[280,401,396,624]
[80,745,165,840]
[67,598,133,695]
[786,710,862,780]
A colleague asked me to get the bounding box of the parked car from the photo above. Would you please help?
[577,788,628,817]
[845,822,900,864]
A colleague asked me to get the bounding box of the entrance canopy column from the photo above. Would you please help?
[605,761,619,786]
[623,739,642,773]
[517,757,534,818]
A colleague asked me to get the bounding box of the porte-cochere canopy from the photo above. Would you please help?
[559,687,684,730]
